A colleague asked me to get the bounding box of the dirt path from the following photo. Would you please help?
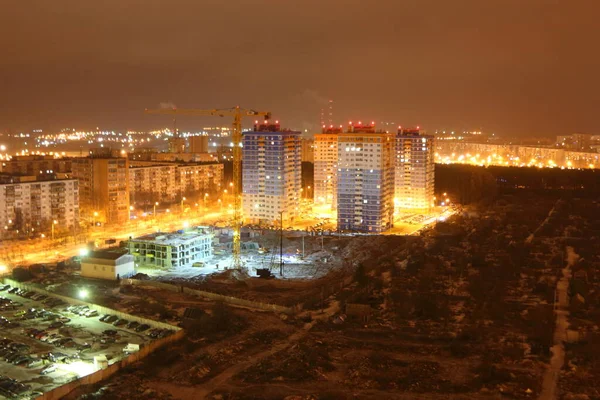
[148,301,341,399]
[526,199,560,244]
[538,251,572,400]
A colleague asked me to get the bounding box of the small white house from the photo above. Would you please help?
[81,250,134,280]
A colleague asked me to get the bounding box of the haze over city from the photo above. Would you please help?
[1,0,599,137]
[1,2,600,400]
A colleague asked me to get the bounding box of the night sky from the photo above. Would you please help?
[1,0,599,137]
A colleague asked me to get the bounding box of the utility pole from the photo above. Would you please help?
[302,234,305,259]
[279,211,284,277]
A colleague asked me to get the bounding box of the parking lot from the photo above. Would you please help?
[0,283,175,399]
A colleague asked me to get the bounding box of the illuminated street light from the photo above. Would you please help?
[78,289,89,299]
[79,248,89,257]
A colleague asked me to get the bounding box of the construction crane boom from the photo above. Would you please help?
[144,106,271,270]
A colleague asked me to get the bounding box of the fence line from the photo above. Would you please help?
[123,279,298,315]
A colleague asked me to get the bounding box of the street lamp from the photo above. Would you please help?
[154,202,159,219]
[51,220,58,240]
[204,193,208,210]
[181,197,186,214]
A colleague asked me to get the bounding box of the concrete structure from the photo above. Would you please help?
[395,128,435,210]
[168,137,186,153]
[81,249,134,280]
[301,138,314,163]
[0,155,72,175]
[189,135,209,153]
[314,126,342,209]
[72,149,130,224]
[0,177,79,238]
[127,228,213,268]
[128,161,223,204]
[337,123,394,233]
[242,121,301,224]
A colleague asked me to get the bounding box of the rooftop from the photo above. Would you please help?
[130,229,212,246]
[85,248,129,260]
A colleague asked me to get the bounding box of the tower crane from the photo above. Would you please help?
[144,106,271,270]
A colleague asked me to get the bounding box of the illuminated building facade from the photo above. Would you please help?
[0,176,79,239]
[395,128,435,210]
[242,121,301,224]
[128,161,223,204]
[337,123,394,233]
[314,126,341,209]
[72,148,130,224]
[1,155,72,175]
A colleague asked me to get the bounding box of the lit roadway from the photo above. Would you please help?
[0,208,227,269]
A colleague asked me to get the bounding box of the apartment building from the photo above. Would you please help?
[1,155,72,175]
[242,121,301,224]
[128,161,223,204]
[0,176,79,238]
[71,149,129,224]
[314,126,342,209]
[337,123,394,233]
[395,128,435,210]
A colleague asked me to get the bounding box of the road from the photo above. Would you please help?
[0,209,227,268]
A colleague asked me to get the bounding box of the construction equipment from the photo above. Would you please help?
[144,106,271,270]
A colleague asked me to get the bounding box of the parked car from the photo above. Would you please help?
[85,310,98,318]
[104,315,119,324]
[126,321,140,330]
[135,324,150,332]
[102,329,118,336]
[40,364,57,375]
[49,321,63,329]
[113,318,128,327]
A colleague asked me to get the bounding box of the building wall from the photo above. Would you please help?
[301,138,314,163]
[242,131,301,224]
[128,162,223,206]
[1,156,72,175]
[395,133,435,210]
[80,257,134,280]
[129,164,178,203]
[313,133,339,209]
[0,179,79,239]
[190,135,209,153]
[337,132,394,233]
[72,157,130,224]
[128,234,213,268]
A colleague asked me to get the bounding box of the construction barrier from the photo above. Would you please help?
[123,278,297,315]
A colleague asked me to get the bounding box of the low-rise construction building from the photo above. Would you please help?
[127,228,213,269]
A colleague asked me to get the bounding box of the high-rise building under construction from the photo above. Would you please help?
[337,123,394,233]
[314,125,342,209]
[242,121,301,224]
[395,128,435,210]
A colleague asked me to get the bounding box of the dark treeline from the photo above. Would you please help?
[436,164,600,204]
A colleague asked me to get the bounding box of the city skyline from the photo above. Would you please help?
[1,1,599,137]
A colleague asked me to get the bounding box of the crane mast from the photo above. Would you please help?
[144,106,271,270]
